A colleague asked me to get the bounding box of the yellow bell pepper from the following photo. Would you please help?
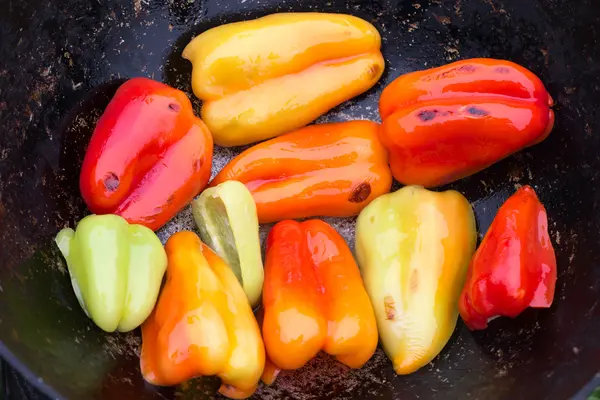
[355,186,476,375]
[140,231,265,399]
[182,12,384,147]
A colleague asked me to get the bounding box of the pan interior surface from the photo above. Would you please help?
[0,0,599,399]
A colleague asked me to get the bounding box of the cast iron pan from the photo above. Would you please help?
[1,0,599,399]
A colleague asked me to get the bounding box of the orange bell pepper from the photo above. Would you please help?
[262,219,378,376]
[140,231,265,399]
[379,58,555,187]
[459,185,557,330]
[182,13,384,146]
[210,121,392,223]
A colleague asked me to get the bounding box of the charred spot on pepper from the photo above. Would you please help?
[466,107,489,116]
[458,64,477,73]
[495,67,511,74]
[103,172,120,192]
[194,159,203,171]
[368,63,382,80]
[429,65,476,81]
[418,110,437,122]
[349,182,371,203]
[384,295,396,320]
[168,103,181,112]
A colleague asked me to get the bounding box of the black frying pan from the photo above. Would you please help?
[1,0,599,399]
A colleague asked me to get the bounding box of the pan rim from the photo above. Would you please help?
[0,342,65,400]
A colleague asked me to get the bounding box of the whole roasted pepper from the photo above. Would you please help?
[459,185,557,330]
[210,121,392,223]
[379,58,555,187]
[192,180,264,307]
[263,220,378,374]
[140,231,265,399]
[80,78,213,231]
[182,13,384,146]
[355,186,476,374]
[55,214,167,332]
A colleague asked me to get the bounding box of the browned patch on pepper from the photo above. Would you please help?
[349,182,371,203]
[467,106,489,116]
[410,270,419,292]
[103,172,119,192]
[368,63,382,80]
[384,295,396,320]
[458,64,476,72]
[418,110,437,121]
[193,158,202,171]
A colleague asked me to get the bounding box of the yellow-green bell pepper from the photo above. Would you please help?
[355,185,476,374]
[55,214,167,332]
[191,180,264,307]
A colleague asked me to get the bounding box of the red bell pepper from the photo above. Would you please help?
[459,185,557,330]
[80,78,213,231]
[378,58,555,187]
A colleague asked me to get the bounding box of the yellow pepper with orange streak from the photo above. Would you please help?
[140,231,265,399]
[182,12,384,147]
[262,219,378,381]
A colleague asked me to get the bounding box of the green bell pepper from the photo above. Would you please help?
[55,214,167,332]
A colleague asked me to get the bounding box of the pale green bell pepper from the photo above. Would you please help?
[55,214,167,332]
[192,180,264,307]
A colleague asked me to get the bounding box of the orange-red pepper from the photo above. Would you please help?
[262,219,378,375]
[140,231,265,399]
[210,121,392,223]
[379,58,555,187]
[80,78,213,231]
[459,185,557,330]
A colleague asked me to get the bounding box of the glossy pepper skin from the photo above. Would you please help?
[459,185,557,330]
[55,214,167,333]
[210,121,392,223]
[356,186,477,374]
[379,58,555,187]
[140,231,265,399]
[192,180,264,307]
[182,13,384,147]
[263,220,378,374]
[80,78,213,231]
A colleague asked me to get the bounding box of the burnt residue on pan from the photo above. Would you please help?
[1,0,600,399]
